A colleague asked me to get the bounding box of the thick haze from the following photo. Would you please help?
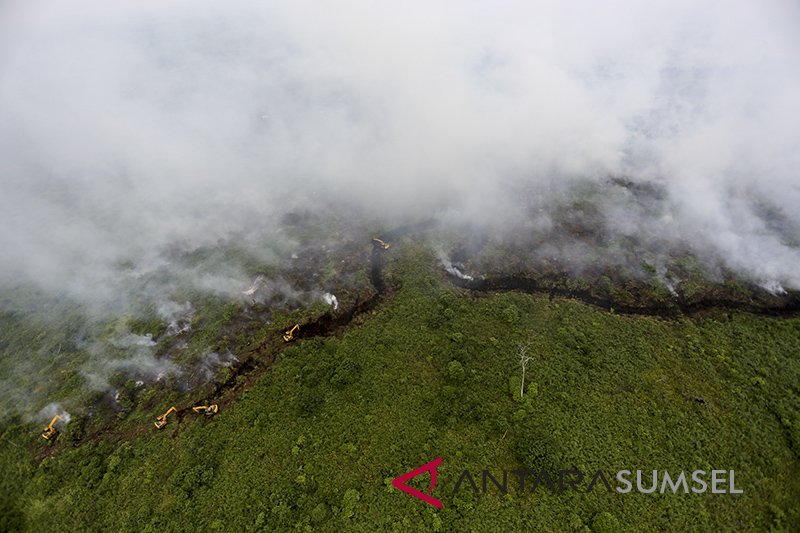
[1,0,800,303]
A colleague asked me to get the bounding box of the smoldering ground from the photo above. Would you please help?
[1,0,799,417]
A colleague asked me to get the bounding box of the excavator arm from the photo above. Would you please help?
[372,238,390,250]
[41,415,62,440]
[192,404,219,417]
[154,406,177,429]
[283,324,300,342]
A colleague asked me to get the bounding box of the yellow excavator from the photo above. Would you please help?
[154,406,177,429]
[372,238,390,250]
[283,324,300,342]
[192,404,219,417]
[41,415,62,440]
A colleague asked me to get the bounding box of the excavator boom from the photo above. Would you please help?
[372,238,390,250]
[192,404,219,417]
[283,324,300,342]
[154,406,177,429]
[41,415,62,440]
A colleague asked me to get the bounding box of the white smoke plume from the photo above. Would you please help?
[0,0,798,300]
[81,332,181,391]
[242,276,266,297]
[437,250,475,282]
[35,402,71,427]
[187,350,238,386]
[322,293,339,311]
[158,300,194,336]
[1,1,800,418]
[655,264,680,298]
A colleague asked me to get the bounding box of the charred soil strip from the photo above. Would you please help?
[210,248,391,409]
[33,245,394,462]
[449,274,800,318]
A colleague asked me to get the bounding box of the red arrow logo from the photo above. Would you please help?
[391,457,443,509]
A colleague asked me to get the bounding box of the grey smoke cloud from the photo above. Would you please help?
[81,332,180,391]
[1,0,799,302]
[35,402,71,426]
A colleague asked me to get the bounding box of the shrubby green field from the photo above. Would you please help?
[1,248,798,531]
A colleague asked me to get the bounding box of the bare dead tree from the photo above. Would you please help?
[516,341,533,397]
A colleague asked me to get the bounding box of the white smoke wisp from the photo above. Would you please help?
[111,333,156,349]
[238,274,316,307]
[322,292,339,311]
[655,264,680,298]
[158,300,194,336]
[437,250,474,281]
[82,355,182,391]
[81,332,182,391]
[36,402,71,426]
[189,350,238,385]
[242,276,266,297]
[761,280,787,296]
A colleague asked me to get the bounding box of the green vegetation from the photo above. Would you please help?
[1,247,799,531]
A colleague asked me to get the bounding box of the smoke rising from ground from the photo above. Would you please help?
[1,2,799,417]
[437,249,474,282]
[1,0,799,298]
[35,402,70,427]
